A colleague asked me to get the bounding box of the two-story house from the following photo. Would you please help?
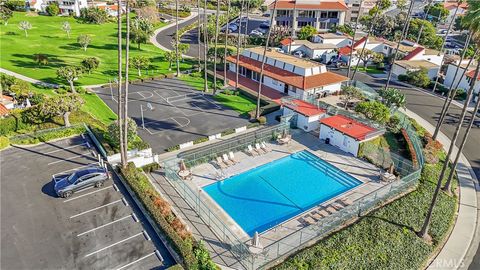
[269,0,348,32]
[30,0,88,16]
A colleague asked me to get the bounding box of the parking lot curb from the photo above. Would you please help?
[111,166,183,267]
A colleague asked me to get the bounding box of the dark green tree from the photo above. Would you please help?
[81,57,100,74]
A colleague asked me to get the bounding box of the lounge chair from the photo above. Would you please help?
[338,197,353,206]
[255,143,267,154]
[310,211,322,220]
[222,154,235,166]
[325,206,337,214]
[215,156,228,169]
[177,169,192,180]
[318,209,329,217]
[277,134,292,145]
[260,142,272,152]
[304,215,316,225]
[247,145,258,156]
[228,151,240,163]
[332,203,344,211]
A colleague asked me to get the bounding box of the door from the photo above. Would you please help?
[284,84,289,94]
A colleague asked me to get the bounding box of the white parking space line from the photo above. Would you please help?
[48,153,93,166]
[63,186,113,203]
[69,199,122,219]
[115,251,156,270]
[43,143,88,155]
[77,215,133,237]
[84,232,144,258]
[54,163,100,175]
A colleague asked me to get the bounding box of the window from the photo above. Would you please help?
[319,22,327,29]
[343,137,348,147]
[327,22,337,29]
[277,20,290,27]
[252,71,261,82]
[320,12,328,18]
[272,79,279,86]
[277,10,291,17]
[328,12,338,18]
[297,21,314,28]
[297,10,315,18]
[288,85,297,93]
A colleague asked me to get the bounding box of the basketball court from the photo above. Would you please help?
[95,78,250,153]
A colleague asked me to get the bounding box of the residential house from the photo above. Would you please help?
[344,0,377,22]
[443,1,468,24]
[312,32,355,47]
[319,114,384,156]
[392,47,443,79]
[269,0,348,32]
[444,60,480,102]
[30,0,88,16]
[280,38,338,62]
[282,99,327,132]
[226,47,349,101]
[0,95,15,118]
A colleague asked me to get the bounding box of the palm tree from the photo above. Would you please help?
[175,0,180,77]
[384,0,416,89]
[255,0,278,119]
[223,0,231,87]
[203,0,209,92]
[415,0,434,44]
[287,0,297,54]
[235,0,245,89]
[432,34,476,140]
[346,0,364,81]
[429,1,464,94]
[212,0,221,94]
[197,0,202,72]
[123,0,131,168]
[116,0,125,166]
[242,0,250,49]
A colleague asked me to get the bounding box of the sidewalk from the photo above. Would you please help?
[0,67,59,88]
[403,109,479,270]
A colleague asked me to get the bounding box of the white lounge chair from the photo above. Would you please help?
[339,197,353,206]
[222,154,235,166]
[247,145,258,156]
[215,156,228,169]
[228,151,240,163]
[255,143,266,154]
[260,142,271,152]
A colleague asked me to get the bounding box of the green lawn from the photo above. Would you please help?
[357,66,385,74]
[80,91,117,125]
[0,12,196,86]
[213,93,257,114]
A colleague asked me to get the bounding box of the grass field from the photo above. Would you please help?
[356,66,385,74]
[0,12,196,86]
[214,93,256,114]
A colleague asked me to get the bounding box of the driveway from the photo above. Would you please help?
[0,136,174,269]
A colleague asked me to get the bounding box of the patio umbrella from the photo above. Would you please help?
[179,160,187,172]
[252,231,261,248]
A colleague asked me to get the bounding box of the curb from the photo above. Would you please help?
[403,109,479,270]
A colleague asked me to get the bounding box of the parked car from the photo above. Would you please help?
[259,20,270,29]
[250,29,264,36]
[159,17,171,23]
[273,47,285,53]
[54,166,110,198]
[236,16,248,23]
[228,23,239,32]
[293,51,305,58]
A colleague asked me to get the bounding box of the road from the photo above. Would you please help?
[385,0,428,17]
[333,70,480,180]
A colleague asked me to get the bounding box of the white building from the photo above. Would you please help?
[30,0,88,16]
[444,60,480,101]
[444,1,468,24]
[282,99,327,132]
[344,0,377,22]
[269,0,348,32]
[280,38,338,62]
[312,32,355,48]
[319,114,383,156]
[226,47,349,100]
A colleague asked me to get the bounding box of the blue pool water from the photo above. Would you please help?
[203,150,362,236]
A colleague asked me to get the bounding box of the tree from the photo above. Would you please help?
[79,7,108,24]
[164,51,176,71]
[46,3,59,16]
[330,24,354,36]
[371,52,384,65]
[297,25,317,40]
[396,0,408,11]
[355,101,390,124]
[340,85,364,109]
[0,6,13,26]
[379,87,406,110]
[130,56,151,76]
[202,0,209,92]
[56,66,83,93]
[81,57,100,74]
[116,0,126,169]
[61,21,71,38]
[18,21,32,37]
[405,67,430,88]
[425,3,449,23]
[235,0,245,90]
[223,0,232,87]
[406,19,442,49]
[212,0,221,94]
[39,95,84,127]
[178,43,190,61]
[175,0,180,77]
[130,18,154,49]
[135,6,159,24]
[33,54,49,66]
[107,118,138,148]
[77,34,91,51]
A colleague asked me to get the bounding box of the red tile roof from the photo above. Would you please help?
[1,95,13,101]
[0,103,9,116]
[284,99,326,117]
[338,46,352,55]
[226,55,348,90]
[466,70,480,80]
[444,2,468,10]
[270,0,348,10]
[352,36,367,49]
[403,46,424,60]
[320,115,378,141]
[280,38,293,46]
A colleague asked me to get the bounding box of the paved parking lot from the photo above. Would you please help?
[1,135,173,269]
[94,78,250,153]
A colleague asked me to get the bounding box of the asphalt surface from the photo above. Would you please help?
[0,136,174,269]
[334,70,480,180]
[94,78,250,153]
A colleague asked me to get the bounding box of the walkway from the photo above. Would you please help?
[0,67,59,88]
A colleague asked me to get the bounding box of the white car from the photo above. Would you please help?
[159,17,171,23]
[250,29,264,36]
[293,51,305,58]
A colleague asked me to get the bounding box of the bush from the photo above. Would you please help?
[45,3,59,16]
[221,129,235,137]
[0,136,9,150]
[166,145,180,152]
[9,125,86,145]
[79,7,108,24]
[193,137,209,145]
[5,0,25,11]
[398,74,408,82]
[405,68,430,88]
[355,101,390,124]
[387,115,401,133]
[167,264,184,270]
[141,162,160,173]
[258,116,267,125]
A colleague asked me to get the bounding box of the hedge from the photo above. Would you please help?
[193,137,209,145]
[9,125,86,145]
[0,136,9,150]
[401,128,418,167]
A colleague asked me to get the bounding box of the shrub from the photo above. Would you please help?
[0,136,9,150]
[423,134,443,164]
[258,116,267,125]
[355,101,390,124]
[166,265,184,270]
[79,7,108,24]
[221,129,235,137]
[193,137,209,144]
[45,3,59,16]
[9,125,86,145]
[142,162,160,173]
[106,118,137,147]
[166,145,180,152]
[398,74,408,82]
[405,68,430,88]
[387,115,401,133]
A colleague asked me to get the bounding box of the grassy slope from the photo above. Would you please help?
[273,159,457,270]
[0,12,196,85]
[214,93,256,114]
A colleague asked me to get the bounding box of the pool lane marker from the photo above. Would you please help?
[84,231,144,258]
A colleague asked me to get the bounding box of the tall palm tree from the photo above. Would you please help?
[116,0,125,166]
[415,0,434,44]
[123,0,131,168]
[242,0,250,49]
[287,0,297,54]
[175,0,180,77]
[197,0,202,72]
[255,0,278,119]
[223,0,231,87]
[429,1,463,93]
[346,0,364,80]
[212,0,221,94]
[203,0,209,92]
[384,0,416,89]
[418,59,480,240]
[235,0,245,89]
[432,33,475,140]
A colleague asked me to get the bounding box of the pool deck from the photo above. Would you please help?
[187,131,388,243]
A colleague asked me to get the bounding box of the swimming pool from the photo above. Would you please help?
[203,150,362,237]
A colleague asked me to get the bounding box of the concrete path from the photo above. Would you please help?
[0,67,59,88]
[404,108,479,270]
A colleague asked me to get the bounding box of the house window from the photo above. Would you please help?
[277,20,290,27]
[277,10,290,17]
[343,136,348,147]
[239,66,247,76]
[288,85,297,93]
[298,10,315,18]
[320,12,328,18]
[327,22,337,29]
[252,71,261,82]
[319,22,327,29]
[328,12,339,18]
[297,21,314,28]
[272,79,279,86]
